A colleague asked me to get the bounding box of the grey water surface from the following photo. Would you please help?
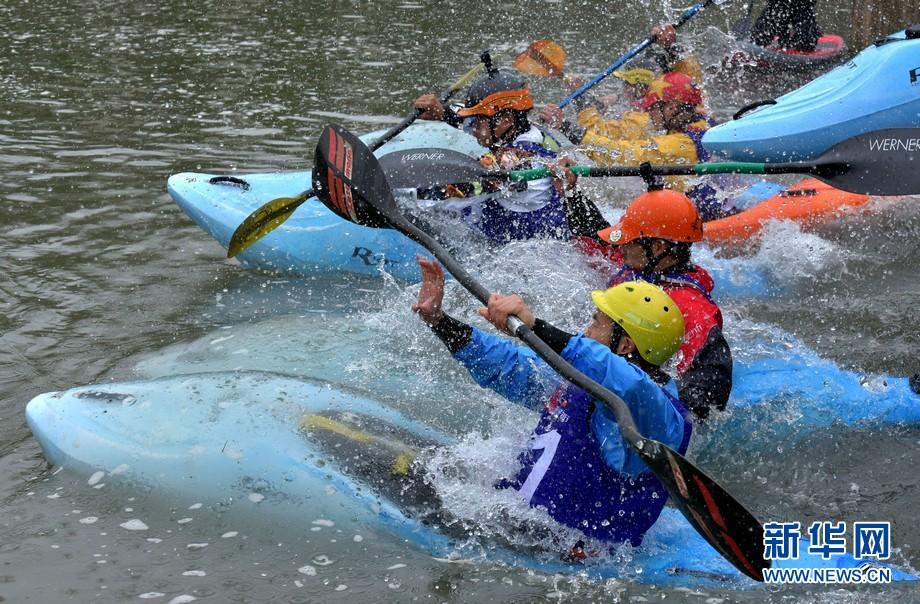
[2,0,919,602]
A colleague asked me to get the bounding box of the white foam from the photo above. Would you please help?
[120,519,148,531]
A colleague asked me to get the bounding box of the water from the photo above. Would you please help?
[3,0,920,601]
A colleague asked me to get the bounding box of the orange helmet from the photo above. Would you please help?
[597,189,703,245]
[456,70,534,117]
[637,72,702,110]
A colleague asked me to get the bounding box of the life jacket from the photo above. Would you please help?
[498,383,691,546]
[465,126,571,243]
[608,265,723,374]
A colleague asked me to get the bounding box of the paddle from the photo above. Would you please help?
[372,129,920,197]
[551,0,729,109]
[312,122,769,582]
[225,63,485,258]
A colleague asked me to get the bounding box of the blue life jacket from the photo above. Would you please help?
[465,127,571,243]
[498,384,691,546]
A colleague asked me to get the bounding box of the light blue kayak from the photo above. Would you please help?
[25,371,916,587]
[703,29,920,161]
[127,313,920,445]
[169,121,778,298]
[169,121,486,283]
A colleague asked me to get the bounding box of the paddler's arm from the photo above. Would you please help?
[413,94,463,128]
[562,189,610,242]
[676,326,733,420]
[479,294,689,473]
[413,257,558,409]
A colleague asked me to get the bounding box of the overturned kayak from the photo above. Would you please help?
[25,371,917,587]
[703,178,871,246]
[704,28,920,161]
[723,33,847,72]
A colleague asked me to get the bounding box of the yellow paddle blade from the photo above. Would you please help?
[226,191,310,258]
[449,62,485,93]
[513,39,565,77]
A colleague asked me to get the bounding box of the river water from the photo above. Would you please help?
[2,0,919,602]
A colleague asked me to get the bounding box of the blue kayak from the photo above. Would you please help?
[25,371,916,587]
[703,28,920,161]
[169,121,782,298]
[128,314,920,443]
[169,121,486,283]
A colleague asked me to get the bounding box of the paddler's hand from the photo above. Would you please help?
[538,104,565,128]
[561,74,585,92]
[652,24,677,49]
[479,293,535,335]
[412,256,446,326]
[413,94,447,121]
[550,157,578,195]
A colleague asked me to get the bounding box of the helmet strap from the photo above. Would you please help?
[638,238,670,273]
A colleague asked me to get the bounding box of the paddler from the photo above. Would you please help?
[539,26,733,221]
[412,65,589,243]
[412,256,691,547]
[566,185,733,419]
[750,0,822,51]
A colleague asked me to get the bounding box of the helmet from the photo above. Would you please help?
[456,70,534,117]
[591,281,684,366]
[637,72,702,110]
[612,68,655,87]
[597,189,703,245]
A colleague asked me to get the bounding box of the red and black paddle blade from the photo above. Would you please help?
[640,440,768,582]
[313,124,397,229]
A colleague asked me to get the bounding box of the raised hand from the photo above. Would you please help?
[412,256,446,326]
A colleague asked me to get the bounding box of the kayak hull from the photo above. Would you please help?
[169,121,487,283]
[705,30,920,161]
[25,371,917,587]
[703,178,872,245]
[725,33,847,71]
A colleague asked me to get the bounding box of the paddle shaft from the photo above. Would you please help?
[558,0,717,108]
[508,161,827,180]
[390,212,645,443]
[313,122,768,581]
[293,65,484,203]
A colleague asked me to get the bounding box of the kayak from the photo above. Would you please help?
[25,371,917,587]
[703,178,871,246]
[169,121,486,284]
[723,33,847,72]
[170,158,881,291]
[704,28,920,161]
[127,313,920,444]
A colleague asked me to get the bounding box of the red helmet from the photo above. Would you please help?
[638,72,702,110]
[598,189,703,245]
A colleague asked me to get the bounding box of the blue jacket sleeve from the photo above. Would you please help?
[453,327,561,410]
[561,335,689,477]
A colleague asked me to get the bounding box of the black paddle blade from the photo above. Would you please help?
[378,148,487,189]
[313,124,396,229]
[639,440,768,582]
[808,128,920,196]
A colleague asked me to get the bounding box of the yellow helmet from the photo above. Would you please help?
[590,281,684,366]
[612,68,655,87]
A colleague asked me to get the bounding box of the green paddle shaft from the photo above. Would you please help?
[509,162,775,181]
